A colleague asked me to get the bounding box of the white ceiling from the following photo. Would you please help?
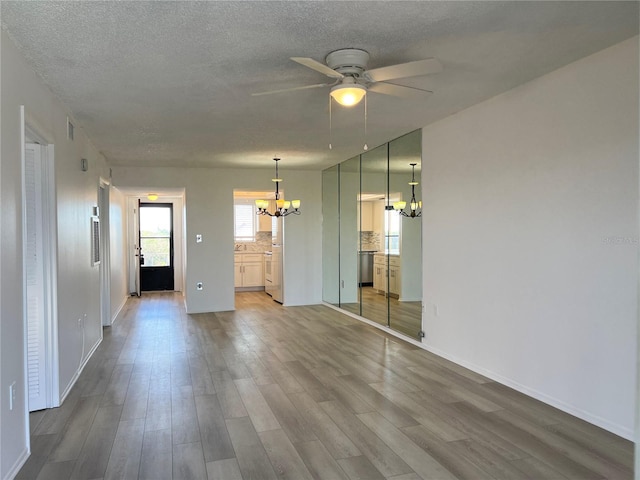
[2,1,637,171]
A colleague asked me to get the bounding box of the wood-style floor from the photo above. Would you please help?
[19,292,633,480]
[340,286,422,339]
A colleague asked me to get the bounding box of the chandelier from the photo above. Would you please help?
[255,158,301,217]
[393,163,422,218]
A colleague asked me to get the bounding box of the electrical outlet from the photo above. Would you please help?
[196,282,203,291]
[196,234,202,243]
[9,382,16,411]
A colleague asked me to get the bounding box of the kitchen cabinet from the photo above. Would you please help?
[235,253,264,287]
[373,254,386,293]
[373,200,385,237]
[373,254,400,296]
[388,256,401,296]
[359,201,374,231]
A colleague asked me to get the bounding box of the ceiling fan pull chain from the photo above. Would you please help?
[363,94,368,151]
[329,96,333,150]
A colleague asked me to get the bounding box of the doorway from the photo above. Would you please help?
[139,203,174,291]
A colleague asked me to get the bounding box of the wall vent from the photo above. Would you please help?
[91,216,100,266]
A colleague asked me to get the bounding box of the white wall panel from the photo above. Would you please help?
[421,37,638,438]
[1,30,110,478]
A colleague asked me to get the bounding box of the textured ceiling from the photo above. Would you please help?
[2,1,638,171]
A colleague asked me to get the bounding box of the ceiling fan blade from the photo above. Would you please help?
[364,58,442,82]
[251,82,331,97]
[291,57,344,79]
[368,82,433,98]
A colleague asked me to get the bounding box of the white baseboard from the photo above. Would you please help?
[110,295,128,325]
[3,447,29,480]
[322,302,633,441]
[59,337,102,404]
[421,343,634,441]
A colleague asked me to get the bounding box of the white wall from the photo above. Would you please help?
[1,30,109,479]
[340,169,359,304]
[109,186,129,323]
[421,37,638,438]
[111,166,322,312]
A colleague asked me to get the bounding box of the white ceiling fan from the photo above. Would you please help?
[252,48,442,106]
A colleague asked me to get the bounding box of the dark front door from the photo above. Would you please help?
[139,203,174,291]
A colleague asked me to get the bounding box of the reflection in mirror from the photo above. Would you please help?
[339,156,360,316]
[388,130,423,339]
[321,129,423,342]
[322,165,340,306]
[360,144,389,325]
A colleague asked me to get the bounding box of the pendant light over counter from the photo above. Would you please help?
[255,158,301,217]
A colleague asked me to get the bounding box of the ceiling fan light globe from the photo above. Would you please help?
[330,84,366,107]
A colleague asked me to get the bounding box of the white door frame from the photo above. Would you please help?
[99,179,112,325]
[127,194,185,295]
[21,106,60,415]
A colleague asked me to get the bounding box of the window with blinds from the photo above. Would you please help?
[234,203,256,241]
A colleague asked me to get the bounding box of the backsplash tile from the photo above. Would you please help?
[235,231,272,252]
[360,231,380,251]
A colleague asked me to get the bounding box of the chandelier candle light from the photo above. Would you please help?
[393,163,422,218]
[256,158,301,217]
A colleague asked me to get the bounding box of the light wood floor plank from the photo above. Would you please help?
[357,411,457,480]
[47,395,102,463]
[294,440,351,480]
[172,442,208,480]
[226,417,278,480]
[194,393,235,462]
[70,405,122,479]
[288,392,362,460]
[206,458,243,480]
[211,369,249,419]
[234,378,281,432]
[319,400,413,477]
[258,429,315,480]
[139,428,172,480]
[104,418,145,480]
[337,455,386,480]
[259,383,318,443]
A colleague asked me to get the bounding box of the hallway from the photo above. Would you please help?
[18,292,633,479]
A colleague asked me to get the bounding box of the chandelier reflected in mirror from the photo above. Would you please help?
[393,162,422,218]
[255,158,301,217]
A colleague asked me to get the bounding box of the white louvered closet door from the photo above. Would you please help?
[25,143,47,412]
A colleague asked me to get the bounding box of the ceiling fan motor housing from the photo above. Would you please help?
[325,48,369,77]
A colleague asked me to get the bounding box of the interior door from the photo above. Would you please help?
[139,203,174,291]
[25,143,47,411]
[134,199,141,296]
